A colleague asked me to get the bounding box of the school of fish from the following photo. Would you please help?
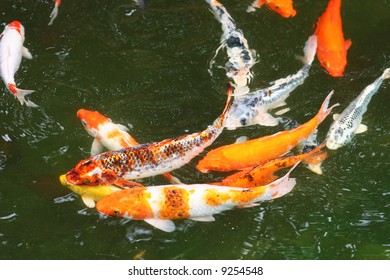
[1,1,388,233]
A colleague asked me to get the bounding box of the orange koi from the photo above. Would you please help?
[65,87,233,186]
[247,0,296,18]
[197,91,338,173]
[213,143,326,188]
[77,108,181,184]
[315,0,351,77]
[96,164,298,232]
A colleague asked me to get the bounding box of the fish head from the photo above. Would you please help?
[96,188,153,220]
[326,126,347,150]
[77,109,110,137]
[320,53,347,77]
[65,157,118,186]
[6,21,25,37]
[265,0,297,18]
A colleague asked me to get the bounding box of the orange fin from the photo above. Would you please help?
[344,39,352,50]
[114,180,145,188]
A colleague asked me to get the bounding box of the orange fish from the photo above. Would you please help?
[212,143,327,188]
[315,0,352,77]
[247,0,297,18]
[197,91,338,173]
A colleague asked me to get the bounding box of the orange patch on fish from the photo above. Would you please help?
[158,187,190,220]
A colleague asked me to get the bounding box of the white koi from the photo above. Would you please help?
[0,21,36,107]
[326,68,390,150]
[224,34,317,128]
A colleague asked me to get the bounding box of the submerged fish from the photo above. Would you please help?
[326,68,390,150]
[96,164,298,232]
[213,144,325,188]
[65,87,233,186]
[206,0,256,91]
[197,90,338,172]
[315,0,351,77]
[225,35,317,128]
[48,0,61,26]
[59,174,120,208]
[77,108,181,184]
[0,21,36,107]
[247,0,296,18]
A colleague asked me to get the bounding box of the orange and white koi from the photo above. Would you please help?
[77,108,181,184]
[206,0,256,91]
[315,0,351,77]
[197,90,338,172]
[48,0,61,26]
[65,88,233,186]
[224,35,317,128]
[213,145,325,188]
[96,164,298,232]
[0,21,36,107]
[326,68,390,150]
[247,0,296,18]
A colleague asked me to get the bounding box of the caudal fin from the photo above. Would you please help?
[381,68,390,80]
[11,85,38,107]
[220,83,234,127]
[266,162,299,200]
[300,35,317,65]
[315,90,339,124]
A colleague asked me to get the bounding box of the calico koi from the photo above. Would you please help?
[197,90,338,172]
[96,164,298,232]
[224,35,317,128]
[0,21,36,107]
[65,87,233,186]
[326,68,390,150]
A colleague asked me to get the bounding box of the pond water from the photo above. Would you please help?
[0,0,389,260]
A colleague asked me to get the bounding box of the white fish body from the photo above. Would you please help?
[0,21,36,107]
[225,35,317,128]
[326,68,390,150]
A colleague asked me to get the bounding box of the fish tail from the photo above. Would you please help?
[8,84,38,107]
[315,90,339,124]
[381,68,390,80]
[215,83,234,128]
[300,35,317,65]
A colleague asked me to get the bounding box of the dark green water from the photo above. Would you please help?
[0,0,389,260]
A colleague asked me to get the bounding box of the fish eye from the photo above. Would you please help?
[113,210,121,215]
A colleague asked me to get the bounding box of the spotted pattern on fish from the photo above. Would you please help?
[159,187,190,219]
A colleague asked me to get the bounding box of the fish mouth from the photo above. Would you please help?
[59,174,70,187]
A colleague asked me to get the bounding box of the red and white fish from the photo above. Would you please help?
[247,0,297,18]
[65,87,233,186]
[96,164,298,232]
[77,108,181,184]
[48,0,61,26]
[0,21,36,107]
[315,0,351,77]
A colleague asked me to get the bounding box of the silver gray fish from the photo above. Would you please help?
[326,68,390,150]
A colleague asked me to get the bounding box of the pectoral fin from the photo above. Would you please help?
[274,107,290,116]
[144,219,175,232]
[355,124,367,134]
[256,112,279,126]
[91,138,104,155]
[333,113,340,121]
[22,47,33,59]
[81,195,96,208]
[237,203,260,209]
[115,124,129,132]
[344,39,352,50]
[190,216,215,222]
[235,136,248,144]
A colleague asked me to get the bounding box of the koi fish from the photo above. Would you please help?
[96,164,298,232]
[65,87,233,186]
[59,174,120,208]
[77,108,181,184]
[206,0,256,91]
[213,145,325,188]
[278,116,328,174]
[48,0,61,26]
[315,0,351,77]
[224,35,317,128]
[0,21,37,107]
[326,68,390,150]
[247,0,296,18]
[197,90,338,172]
